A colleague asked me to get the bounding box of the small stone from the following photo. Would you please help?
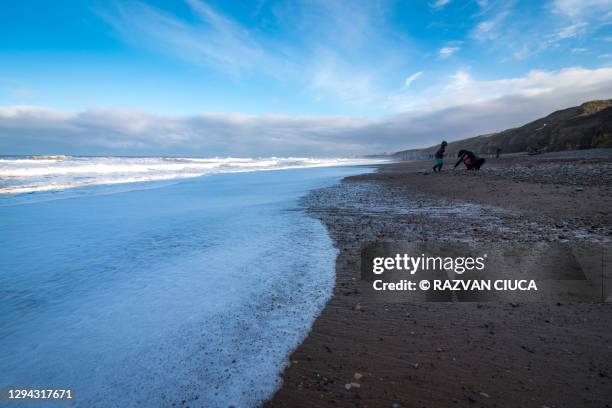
[344,383,352,390]
[354,373,363,380]
[350,382,361,388]
[521,345,535,353]
[480,392,490,398]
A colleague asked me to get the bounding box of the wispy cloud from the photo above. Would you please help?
[438,46,460,59]
[290,1,405,107]
[553,21,588,40]
[471,0,612,60]
[99,0,282,77]
[403,72,423,88]
[309,53,380,105]
[430,0,452,10]
[552,0,612,18]
[471,10,510,41]
[98,0,407,109]
[93,0,612,115]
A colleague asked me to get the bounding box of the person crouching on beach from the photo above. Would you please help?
[454,149,486,170]
[432,141,447,172]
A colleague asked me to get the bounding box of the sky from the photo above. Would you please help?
[1,0,612,156]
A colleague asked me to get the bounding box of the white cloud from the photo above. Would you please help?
[470,0,609,60]
[403,72,423,88]
[98,0,284,77]
[2,67,611,156]
[430,0,452,10]
[547,0,612,50]
[387,66,612,113]
[438,46,460,59]
[99,0,406,109]
[554,22,588,40]
[552,0,612,18]
[471,11,510,41]
[0,106,371,156]
[474,20,495,35]
[309,55,379,105]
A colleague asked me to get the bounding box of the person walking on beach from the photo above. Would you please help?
[432,141,447,172]
[454,149,486,170]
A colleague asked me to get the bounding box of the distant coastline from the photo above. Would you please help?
[385,100,612,160]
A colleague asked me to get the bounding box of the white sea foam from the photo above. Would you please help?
[0,155,383,194]
[0,166,372,407]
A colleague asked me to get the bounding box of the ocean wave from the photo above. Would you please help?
[0,155,384,195]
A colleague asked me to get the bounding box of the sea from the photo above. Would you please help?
[0,155,380,407]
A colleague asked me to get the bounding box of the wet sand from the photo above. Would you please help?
[265,150,612,408]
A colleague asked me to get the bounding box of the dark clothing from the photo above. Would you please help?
[432,144,446,172]
[455,150,485,170]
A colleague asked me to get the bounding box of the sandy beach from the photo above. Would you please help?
[266,149,612,408]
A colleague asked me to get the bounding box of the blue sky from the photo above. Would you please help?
[1,0,612,156]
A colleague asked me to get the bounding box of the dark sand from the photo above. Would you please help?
[265,150,612,408]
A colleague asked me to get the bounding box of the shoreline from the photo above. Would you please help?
[265,150,612,408]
